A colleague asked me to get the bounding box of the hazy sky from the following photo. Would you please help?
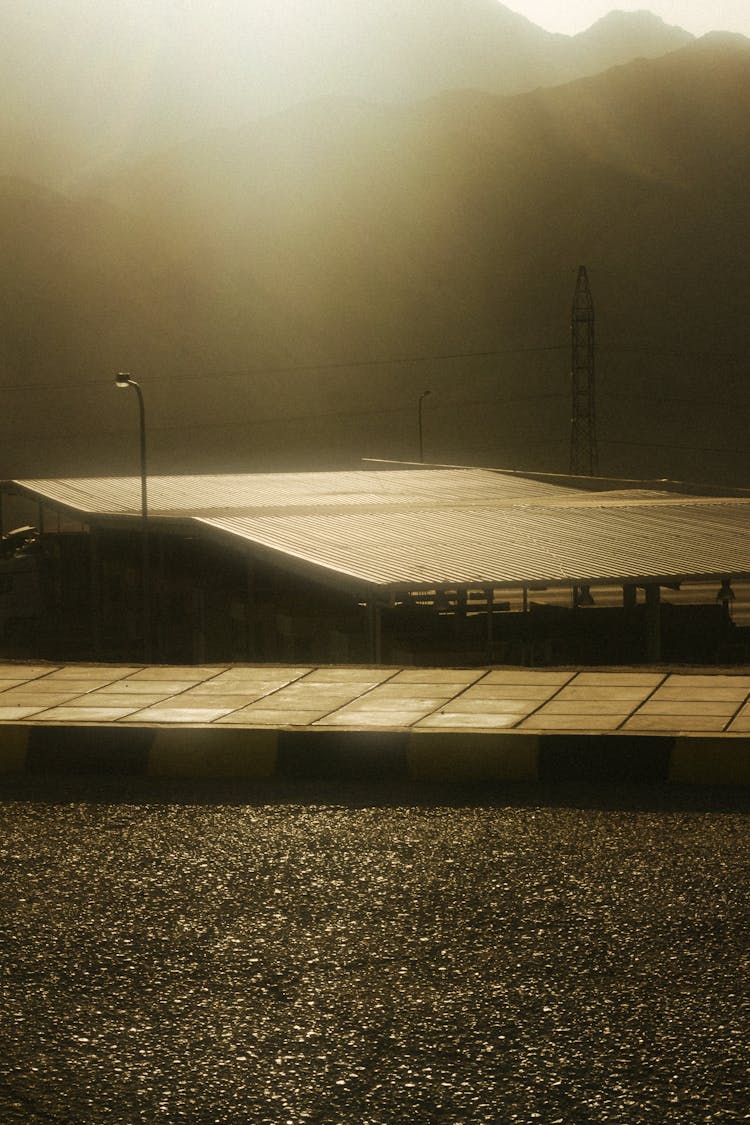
[506,1,750,36]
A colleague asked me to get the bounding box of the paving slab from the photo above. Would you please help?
[186,678,296,695]
[123,666,228,681]
[299,667,395,684]
[480,670,574,686]
[334,695,449,712]
[31,706,141,722]
[6,678,119,695]
[249,692,361,711]
[726,712,750,732]
[520,713,626,731]
[110,679,206,695]
[438,698,539,715]
[416,712,524,729]
[217,708,333,726]
[273,682,368,697]
[155,692,270,709]
[1,662,750,743]
[663,674,750,688]
[320,709,431,727]
[389,669,485,685]
[636,701,739,716]
[86,690,184,706]
[120,707,237,724]
[0,691,84,706]
[0,664,57,678]
[0,705,48,720]
[534,699,639,715]
[365,682,460,699]
[461,684,558,701]
[650,686,750,703]
[623,714,730,732]
[572,672,665,686]
[204,667,312,683]
[34,666,140,681]
[554,685,654,702]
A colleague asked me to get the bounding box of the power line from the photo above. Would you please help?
[0,343,567,395]
[601,438,747,456]
[0,392,569,445]
[600,344,748,362]
[602,391,750,411]
[0,340,746,397]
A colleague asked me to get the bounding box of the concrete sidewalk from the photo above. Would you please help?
[0,662,749,785]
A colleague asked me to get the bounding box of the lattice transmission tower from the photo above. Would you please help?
[569,265,598,475]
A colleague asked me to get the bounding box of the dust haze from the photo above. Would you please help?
[1,2,748,484]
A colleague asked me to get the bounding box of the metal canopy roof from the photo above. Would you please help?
[8,468,750,591]
[9,469,583,516]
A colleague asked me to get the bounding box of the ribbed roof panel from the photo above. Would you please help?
[200,502,750,587]
[10,469,750,589]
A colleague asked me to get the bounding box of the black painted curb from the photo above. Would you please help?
[1,725,749,785]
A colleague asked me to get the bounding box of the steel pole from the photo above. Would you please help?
[132,382,151,662]
[418,390,431,463]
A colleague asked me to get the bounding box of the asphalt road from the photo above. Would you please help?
[0,775,747,1124]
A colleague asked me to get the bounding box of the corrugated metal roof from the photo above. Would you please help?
[10,469,583,515]
[9,469,750,590]
[199,502,750,587]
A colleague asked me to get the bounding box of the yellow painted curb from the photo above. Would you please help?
[148,729,278,779]
[669,737,750,786]
[407,732,539,783]
[0,727,29,773]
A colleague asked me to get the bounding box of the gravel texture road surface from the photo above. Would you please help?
[0,775,747,1124]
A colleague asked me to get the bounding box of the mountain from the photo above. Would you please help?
[573,9,694,69]
[1,36,749,486]
[0,2,694,187]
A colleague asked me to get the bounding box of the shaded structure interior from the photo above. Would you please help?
[1,465,748,667]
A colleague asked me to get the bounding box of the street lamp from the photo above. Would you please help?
[418,389,431,463]
[114,372,151,660]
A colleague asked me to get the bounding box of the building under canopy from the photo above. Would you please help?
[2,466,749,666]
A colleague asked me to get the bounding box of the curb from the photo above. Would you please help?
[0,725,748,785]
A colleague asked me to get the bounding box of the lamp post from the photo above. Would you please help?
[418,389,431,463]
[114,372,151,661]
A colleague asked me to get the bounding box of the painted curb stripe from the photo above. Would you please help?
[25,726,152,775]
[539,734,673,783]
[149,728,278,779]
[0,728,29,773]
[0,725,747,785]
[407,732,539,783]
[669,737,750,786]
[277,731,409,779]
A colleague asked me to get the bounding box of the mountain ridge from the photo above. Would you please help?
[1,2,700,188]
[2,35,749,484]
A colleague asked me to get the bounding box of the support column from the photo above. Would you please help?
[622,583,637,609]
[486,586,494,663]
[367,599,382,665]
[245,558,256,660]
[644,583,661,662]
[154,533,166,663]
[89,526,101,661]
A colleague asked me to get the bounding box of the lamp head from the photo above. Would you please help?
[115,372,132,389]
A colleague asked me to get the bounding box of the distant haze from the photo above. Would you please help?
[1,4,749,488]
[506,1,750,36]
